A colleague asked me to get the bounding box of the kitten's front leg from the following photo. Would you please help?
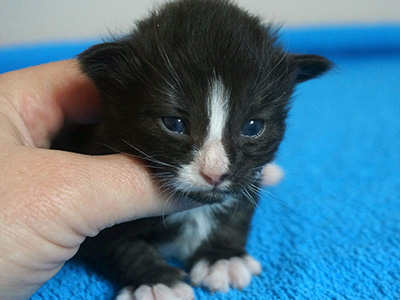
[110,238,193,300]
[82,229,193,300]
[187,200,261,293]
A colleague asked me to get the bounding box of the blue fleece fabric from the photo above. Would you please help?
[1,25,399,300]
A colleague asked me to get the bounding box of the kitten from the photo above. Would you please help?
[72,0,332,299]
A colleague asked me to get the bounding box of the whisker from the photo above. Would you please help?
[103,143,174,172]
[136,50,180,96]
[162,188,179,227]
[121,139,177,169]
[251,182,295,213]
[237,182,259,209]
[227,199,240,223]
[153,25,185,97]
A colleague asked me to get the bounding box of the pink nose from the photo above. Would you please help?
[200,172,229,186]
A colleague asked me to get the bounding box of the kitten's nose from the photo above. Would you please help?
[200,172,230,187]
[197,139,230,187]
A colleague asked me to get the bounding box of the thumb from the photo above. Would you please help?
[1,147,175,249]
[56,151,175,235]
[0,146,177,300]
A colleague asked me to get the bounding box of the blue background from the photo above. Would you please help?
[2,25,399,300]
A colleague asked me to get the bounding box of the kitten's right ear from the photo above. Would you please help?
[78,41,136,90]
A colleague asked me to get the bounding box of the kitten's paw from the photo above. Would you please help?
[190,255,261,292]
[261,163,284,186]
[116,282,194,300]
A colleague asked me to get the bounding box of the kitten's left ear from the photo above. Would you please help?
[289,54,333,83]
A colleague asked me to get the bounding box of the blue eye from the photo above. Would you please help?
[241,119,265,137]
[161,117,187,134]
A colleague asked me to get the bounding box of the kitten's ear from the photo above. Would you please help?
[289,54,333,83]
[78,41,138,90]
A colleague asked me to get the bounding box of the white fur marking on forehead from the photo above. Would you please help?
[207,78,229,142]
[172,79,231,191]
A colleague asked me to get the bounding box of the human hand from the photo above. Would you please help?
[0,60,182,300]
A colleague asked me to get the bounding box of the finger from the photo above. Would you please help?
[0,148,174,246]
[0,60,100,147]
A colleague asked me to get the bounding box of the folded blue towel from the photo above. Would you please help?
[1,25,399,300]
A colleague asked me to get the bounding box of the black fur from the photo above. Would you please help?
[60,0,332,297]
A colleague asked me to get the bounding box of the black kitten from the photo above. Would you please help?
[72,0,331,299]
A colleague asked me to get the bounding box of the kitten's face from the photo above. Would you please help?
[79,0,331,204]
[159,77,289,204]
[134,75,290,204]
[91,52,292,204]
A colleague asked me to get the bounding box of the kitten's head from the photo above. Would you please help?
[79,0,332,204]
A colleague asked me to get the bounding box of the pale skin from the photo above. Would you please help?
[0,60,184,300]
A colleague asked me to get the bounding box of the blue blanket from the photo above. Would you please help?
[1,25,399,300]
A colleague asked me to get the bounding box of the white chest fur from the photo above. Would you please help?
[157,200,234,260]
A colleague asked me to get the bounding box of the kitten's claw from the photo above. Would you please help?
[116,282,194,300]
[190,255,261,292]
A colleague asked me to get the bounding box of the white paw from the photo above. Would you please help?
[190,255,262,293]
[261,163,284,186]
[116,282,194,300]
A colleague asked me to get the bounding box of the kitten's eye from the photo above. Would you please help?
[161,116,187,134]
[241,119,265,137]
